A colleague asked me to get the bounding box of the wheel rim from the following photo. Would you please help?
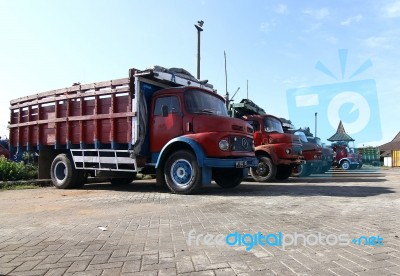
[170,159,193,187]
[293,164,303,176]
[342,162,350,170]
[54,161,67,182]
[256,162,270,177]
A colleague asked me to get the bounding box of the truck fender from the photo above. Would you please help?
[338,158,351,164]
[155,137,205,169]
[255,147,278,165]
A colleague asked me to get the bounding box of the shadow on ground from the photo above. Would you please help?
[81,172,394,198]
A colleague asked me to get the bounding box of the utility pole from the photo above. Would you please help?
[224,51,229,109]
[315,112,318,137]
[195,20,204,80]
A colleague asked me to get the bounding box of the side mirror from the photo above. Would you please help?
[161,105,169,117]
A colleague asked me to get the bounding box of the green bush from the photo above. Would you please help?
[0,156,38,181]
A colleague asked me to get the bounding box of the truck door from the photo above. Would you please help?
[150,95,183,153]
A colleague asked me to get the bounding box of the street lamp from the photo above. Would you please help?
[195,20,204,80]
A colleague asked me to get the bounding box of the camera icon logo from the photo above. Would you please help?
[286,49,381,144]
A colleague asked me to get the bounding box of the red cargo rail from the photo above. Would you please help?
[9,78,134,150]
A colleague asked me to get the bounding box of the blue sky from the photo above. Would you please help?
[0,0,399,147]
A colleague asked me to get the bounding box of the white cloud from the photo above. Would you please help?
[259,20,276,33]
[383,0,400,17]
[365,35,395,49]
[275,4,288,14]
[340,15,363,25]
[303,8,330,20]
[325,35,338,44]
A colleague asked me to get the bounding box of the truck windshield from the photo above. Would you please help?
[184,90,228,116]
[294,131,308,143]
[264,117,283,133]
[308,137,322,146]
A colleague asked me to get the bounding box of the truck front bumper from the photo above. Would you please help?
[203,157,258,168]
[307,160,323,168]
[202,157,258,185]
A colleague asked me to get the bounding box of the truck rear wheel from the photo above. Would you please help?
[164,150,202,194]
[250,156,276,182]
[213,168,244,188]
[50,153,81,189]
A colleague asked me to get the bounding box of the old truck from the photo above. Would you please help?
[307,136,334,174]
[331,142,362,170]
[287,130,322,177]
[229,99,303,181]
[9,66,257,194]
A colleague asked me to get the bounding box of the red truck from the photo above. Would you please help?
[229,99,303,181]
[9,66,257,194]
[331,142,362,170]
[307,136,334,174]
[289,131,322,177]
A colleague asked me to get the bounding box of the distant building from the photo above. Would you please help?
[379,132,400,167]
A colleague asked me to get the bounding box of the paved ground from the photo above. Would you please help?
[0,168,400,276]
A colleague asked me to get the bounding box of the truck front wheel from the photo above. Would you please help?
[213,168,244,188]
[291,163,311,177]
[50,153,81,189]
[250,156,276,182]
[164,150,202,194]
[340,160,350,170]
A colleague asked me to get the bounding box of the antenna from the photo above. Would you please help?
[224,51,229,108]
[231,87,240,102]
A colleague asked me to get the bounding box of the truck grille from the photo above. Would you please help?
[229,136,253,152]
[292,145,302,156]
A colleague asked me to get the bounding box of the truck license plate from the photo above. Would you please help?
[235,161,246,168]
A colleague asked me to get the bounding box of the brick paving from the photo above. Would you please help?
[0,168,399,275]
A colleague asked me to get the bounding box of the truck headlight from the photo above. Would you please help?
[285,148,292,154]
[219,139,229,151]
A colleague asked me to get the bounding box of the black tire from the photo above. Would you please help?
[275,165,292,180]
[164,150,202,194]
[291,163,311,177]
[50,153,81,189]
[340,160,350,170]
[213,168,244,188]
[250,156,276,182]
[110,173,137,185]
[156,167,168,189]
[73,171,87,188]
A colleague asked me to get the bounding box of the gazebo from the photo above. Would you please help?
[327,120,355,143]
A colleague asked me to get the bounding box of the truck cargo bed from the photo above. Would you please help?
[9,78,134,151]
